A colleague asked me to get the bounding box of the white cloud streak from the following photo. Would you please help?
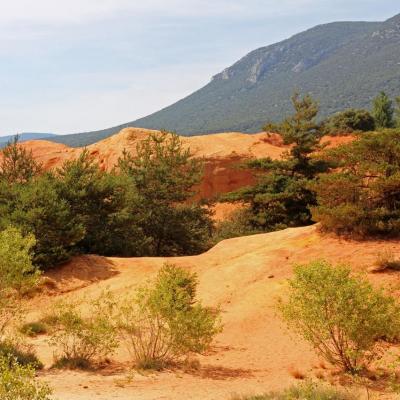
[0,0,322,24]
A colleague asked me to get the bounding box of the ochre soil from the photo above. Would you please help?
[24,225,400,399]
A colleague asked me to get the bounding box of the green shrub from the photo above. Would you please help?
[48,293,117,369]
[117,264,221,369]
[212,208,261,243]
[0,341,43,370]
[232,381,355,399]
[372,92,395,129]
[372,250,400,272]
[0,137,42,184]
[0,355,52,400]
[311,130,400,236]
[0,227,40,341]
[280,260,400,373]
[322,108,375,135]
[20,322,48,337]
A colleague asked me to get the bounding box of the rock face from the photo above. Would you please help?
[3,128,288,199]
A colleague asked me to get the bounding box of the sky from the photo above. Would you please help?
[0,0,399,136]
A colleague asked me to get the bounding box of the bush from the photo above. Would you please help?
[0,227,40,341]
[280,260,400,373]
[0,137,42,184]
[212,208,261,243]
[323,108,375,135]
[0,355,52,400]
[0,340,43,369]
[372,250,400,272]
[311,130,400,236]
[48,293,117,369]
[372,92,394,129]
[116,264,221,369]
[20,322,48,337]
[232,381,355,399]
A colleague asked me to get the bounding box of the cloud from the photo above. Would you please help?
[0,0,327,25]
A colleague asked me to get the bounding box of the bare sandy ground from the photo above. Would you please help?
[22,225,400,399]
[1,128,353,199]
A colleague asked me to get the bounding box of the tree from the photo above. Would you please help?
[322,108,375,135]
[372,92,394,129]
[280,260,400,373]
[55,150,147,256]
[0,137,42,184]
[311,130,400,236]
[226,93,329,232]
[0,174,84,269]
[119,131,213,256]
[395,96,400,127]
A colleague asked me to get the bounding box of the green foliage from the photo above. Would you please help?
[322,108,375,135]
[280,260,400,373]
[117,264,221,369]
[55,150,146,256]
[48,293,118,369]
[20,322,48,338]
[0,174,84,269]
[227,93,329,232]
[232,381,355,399]
[311,130,400,236]
[0,355,52,400]
[372,92,395,129]
[119,131,213,256]
[0,226,38,294]
[0,137,42,184]
[0,227,40,341]
[212,208,261,243]
[0,341,43,370]
[373,250,400,272]
[395,96,400,127]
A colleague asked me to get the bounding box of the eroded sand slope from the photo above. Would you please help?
[29,225,400,400]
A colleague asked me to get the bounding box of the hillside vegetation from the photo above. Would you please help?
[43,13,400,146]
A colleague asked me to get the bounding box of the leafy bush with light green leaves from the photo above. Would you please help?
[117,263,221,369]
[48,293,117,369]
[0,355,52,400]
[0,226,40,341]
[280,260,400,374]
[232,381,355,399]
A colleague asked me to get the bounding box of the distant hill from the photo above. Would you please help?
[47,13,400,147]
[0,133,56,147]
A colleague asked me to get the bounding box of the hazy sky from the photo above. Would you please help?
[0,0,399,135]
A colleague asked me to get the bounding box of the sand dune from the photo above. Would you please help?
[28,225,400,399]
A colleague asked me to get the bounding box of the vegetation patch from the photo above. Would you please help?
[279,260,400,374]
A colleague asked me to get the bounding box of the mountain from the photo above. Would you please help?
[0,132,56,147]
[47,13,400,147]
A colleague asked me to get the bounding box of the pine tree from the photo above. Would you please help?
[226,93,330,231]
[372,92,394,129]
